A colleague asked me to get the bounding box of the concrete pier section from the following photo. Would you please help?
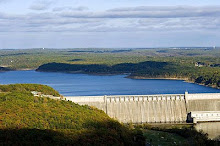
[188,111,220,123]
[65,92,220,123]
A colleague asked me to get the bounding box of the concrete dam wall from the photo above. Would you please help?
[107,95,187,123]
[185,93,220,112]
[65,92,220,123]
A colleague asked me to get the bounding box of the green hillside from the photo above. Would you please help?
[0,84,144,145]
[0,84,60,96]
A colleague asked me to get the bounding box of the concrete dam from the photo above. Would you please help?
[65,92,220,123]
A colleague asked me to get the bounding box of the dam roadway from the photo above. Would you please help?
[65,92,220,123]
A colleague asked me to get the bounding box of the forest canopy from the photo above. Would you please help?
[0,84,143,145]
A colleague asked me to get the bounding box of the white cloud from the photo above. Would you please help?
[61,6,220,18]
[53,6,89,12]
[29,0,53,10]
[0,5,220,33]
[1,3,220,48]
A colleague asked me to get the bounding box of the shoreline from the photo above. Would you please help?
[128,75,220,89]
[127,75,189,81]
[16,68,36,71]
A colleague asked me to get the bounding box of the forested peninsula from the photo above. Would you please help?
[37,61,220,89]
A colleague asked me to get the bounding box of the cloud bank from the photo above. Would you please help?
[29,0,53,10]
[0,6,219,32]
[60,6,220,18]
[0,5,220,48]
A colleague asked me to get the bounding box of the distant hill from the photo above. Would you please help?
[0,84,143,145]
[36,61,169,74]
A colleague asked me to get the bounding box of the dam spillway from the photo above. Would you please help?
[65,92,220,123]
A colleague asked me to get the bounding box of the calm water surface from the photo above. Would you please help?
[0,70,219,96]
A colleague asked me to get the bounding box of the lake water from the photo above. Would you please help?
[0,70,219,96]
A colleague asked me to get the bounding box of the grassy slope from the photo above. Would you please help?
[0,84,142,145]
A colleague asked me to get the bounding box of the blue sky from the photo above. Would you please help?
[0,0,220,48]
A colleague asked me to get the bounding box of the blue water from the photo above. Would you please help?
[0,70,219,96]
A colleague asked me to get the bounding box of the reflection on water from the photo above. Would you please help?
[195,122,220,140]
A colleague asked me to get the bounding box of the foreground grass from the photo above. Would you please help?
[144,129,188,145]
[138,124,220,146]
